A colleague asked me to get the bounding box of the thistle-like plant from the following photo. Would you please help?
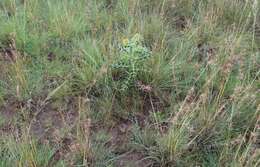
[112,34,151,92]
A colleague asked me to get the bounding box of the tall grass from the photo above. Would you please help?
[0,0,259,166]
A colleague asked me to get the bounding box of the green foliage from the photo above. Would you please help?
[0,137,54,167]
[112,33,151,92]
[0,0,259,166]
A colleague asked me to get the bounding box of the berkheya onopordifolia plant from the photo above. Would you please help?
[112,34,151,92]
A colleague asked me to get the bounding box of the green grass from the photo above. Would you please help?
[0,0,259,166]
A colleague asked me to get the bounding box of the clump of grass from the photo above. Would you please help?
[0,135,54,167]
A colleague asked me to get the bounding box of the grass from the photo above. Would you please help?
[0,0,259,166]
